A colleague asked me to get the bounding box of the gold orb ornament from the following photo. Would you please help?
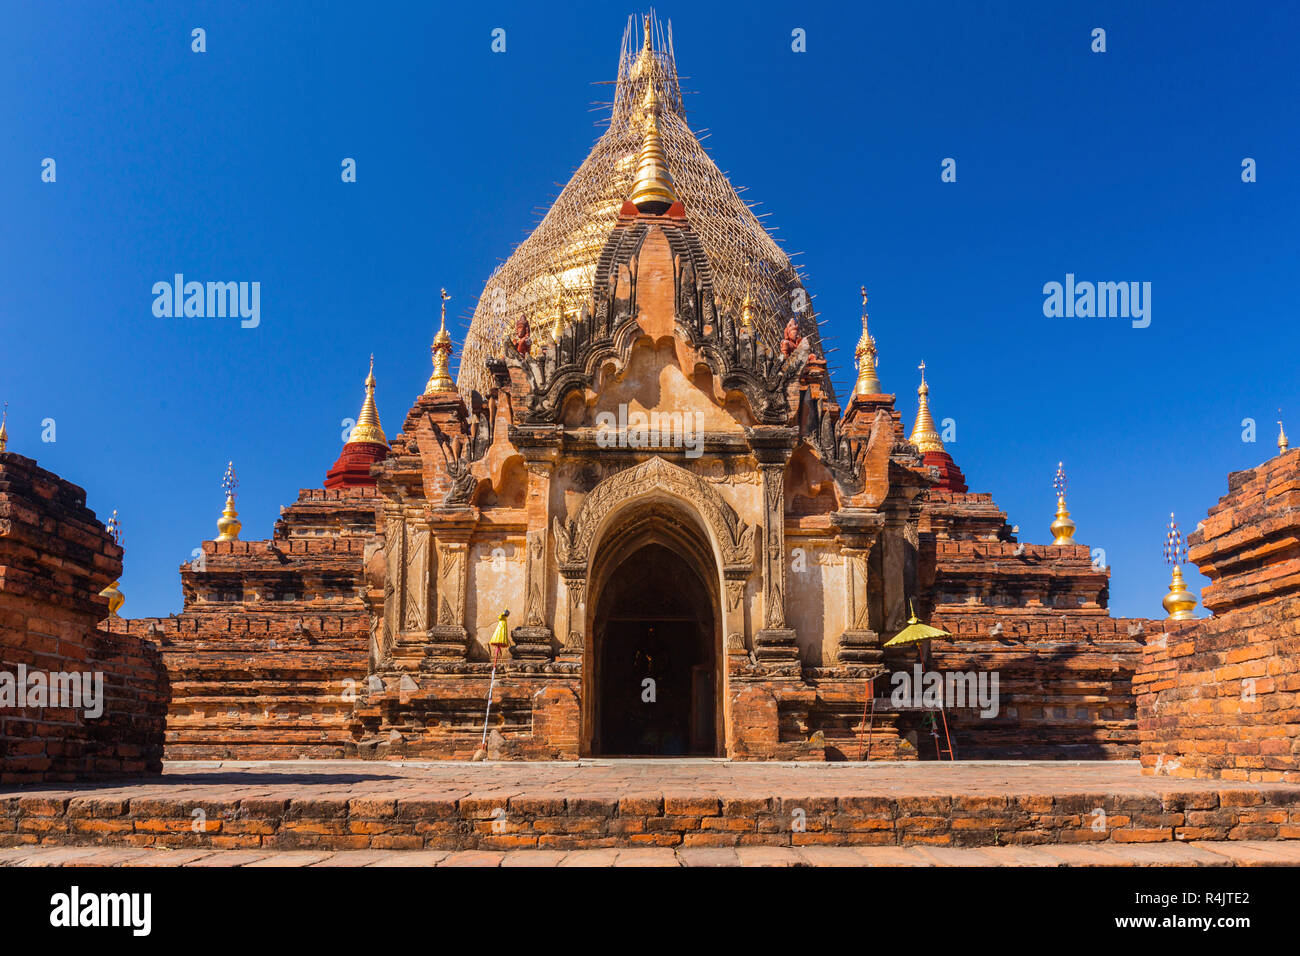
[1162,566,1197,621]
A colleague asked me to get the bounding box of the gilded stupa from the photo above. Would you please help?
[457,13,823,395]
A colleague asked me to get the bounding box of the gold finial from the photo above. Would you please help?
[0,401,7,453]
[216,462,241,542]
[909,361,945,454]
[740,291,754,330]
[629,81,678,213]
[1278,413,1289,453]
[552,290,566,344]
[1050,462,1077,545]
[349,355,387,446]
[1162,512,1197,620]
[99,509,124,616]
[642,13,653,54]
[425,289,456,393]
[853,286,883,396]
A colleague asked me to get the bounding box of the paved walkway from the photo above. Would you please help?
[7,757,1297,800]
[3,841,1300,867]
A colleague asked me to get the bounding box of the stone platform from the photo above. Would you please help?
[3,759,1298,854]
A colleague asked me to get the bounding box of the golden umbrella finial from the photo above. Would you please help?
[909,361,945,453]
[1050,462,1077,545]
[216,462,241,542]
[1278,412,1289,453]
[630,79,678,213]
[349,355,387,445]
[425,289,456,393]
[99,509,125,617]
[642,13,653,53]
[854,286,883,396]
[1162,512,1197,620]
[0,401,8,453]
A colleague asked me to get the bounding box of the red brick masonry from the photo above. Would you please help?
[1137,448,1300,783]
[0,454,167,783]
[2,760,1297,851]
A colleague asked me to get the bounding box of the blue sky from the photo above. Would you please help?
[2,0,1296,619]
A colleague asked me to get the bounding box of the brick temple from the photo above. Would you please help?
[102,18,1148,765]
[1,17,1293,790]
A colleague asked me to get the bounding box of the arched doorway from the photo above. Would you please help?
[588,506,722,756]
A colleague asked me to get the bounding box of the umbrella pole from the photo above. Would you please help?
[480,649,500,750]
[857,673,878,761]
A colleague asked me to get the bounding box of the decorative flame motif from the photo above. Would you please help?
[221,461,239,499]
[1164,512,1188,567]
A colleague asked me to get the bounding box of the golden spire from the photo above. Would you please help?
[1278,414,1289,453]
[425,288,456,394]
[740,291,754,330]
[1162,512,1197,620]
[349,355,387,446]
[216,462,241,542]
[0,401,7,453]
[1050,462,1077,545]
[629,79,678,213]
[99,510,124,618]
[909,361,945,454]
[854,286,883,396]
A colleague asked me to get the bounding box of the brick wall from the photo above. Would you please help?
[0,453,167,783]
[1137,448,1300,782]
[917,488,1151,758]
[121,487,376,759]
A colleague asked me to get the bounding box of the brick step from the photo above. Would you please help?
[8,840,1300,867]
[5,762,1299,852]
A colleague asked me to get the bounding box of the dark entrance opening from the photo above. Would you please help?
[594,542,718,756]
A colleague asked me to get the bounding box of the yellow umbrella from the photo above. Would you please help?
[489,610,511,651]
[883,603,951,647]
[477,609,511,760]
